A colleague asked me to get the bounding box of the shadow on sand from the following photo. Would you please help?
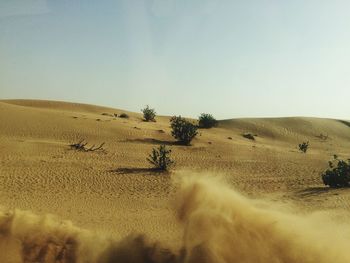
[296,187,330,197]
[338,119,350,128]
[295,186,350,197]
[109,167,168,175]
[122,138,183,146]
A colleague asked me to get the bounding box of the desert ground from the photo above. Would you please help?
[1,99,350,262]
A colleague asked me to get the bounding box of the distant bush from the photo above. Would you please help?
[198,113,218,128]
[243,133,256,141]
[317,133,328,141]
[170,116,198,145]
[119,113,129,118]
[147,145,174,171]
[298,141,309,153]
[322,155,350,188]
[141,105,156,122]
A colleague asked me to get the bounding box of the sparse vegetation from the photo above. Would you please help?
[70,140,106,153]
[170,116,198,145]
[198,113,218,128]
[147,145,174,171]
[141,105,156,122]
[322,155,350,188]
[243,133,255,141]
[316,133,328,141]
[298,141,309,153]
[119,113,129,118]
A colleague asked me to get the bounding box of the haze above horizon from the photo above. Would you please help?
[1,0,350,119]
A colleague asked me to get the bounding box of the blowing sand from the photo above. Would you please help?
[1,99,350,262]
[2,175,350,263]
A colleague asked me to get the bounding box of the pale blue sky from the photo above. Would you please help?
[1,0,350,119]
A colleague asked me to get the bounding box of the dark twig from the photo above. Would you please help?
[69,140,106,153]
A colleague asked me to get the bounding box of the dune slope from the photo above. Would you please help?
[1,99,350,249]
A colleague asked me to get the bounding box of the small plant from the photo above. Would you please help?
[198,113,218,128]
[170,116,198,145]
[243,133,255,141]
[147,145,174,171]
[322,155,350,187]
[298,141,309,153]
[319,133,328,140]
[141,105,156,122]
[119,113,129,118]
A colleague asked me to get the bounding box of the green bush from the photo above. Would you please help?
[298,141,309,153]
[119,113,129,118]
[198,113,218,128]
[147,145,174,171]
[141,105,156,122]
[170,116,198,145]
[322,156,350,187]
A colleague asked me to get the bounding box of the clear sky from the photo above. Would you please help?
[1,0,350,119]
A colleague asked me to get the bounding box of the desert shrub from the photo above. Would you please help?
[147,145,174,171]
[170,116,198,145]
[198,113,218,128]
[119,113,129,118]
[298,141,309,153]
[141,105,156,122]
[322,156,350,187]
[317,133,328,141]
[243,133,255,141]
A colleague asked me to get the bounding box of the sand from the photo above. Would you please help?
[1,99,350,262]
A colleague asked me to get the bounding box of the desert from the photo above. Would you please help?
[1,99,350,262]
[2,1,350,261]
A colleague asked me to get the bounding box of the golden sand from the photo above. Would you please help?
[1,99,350,262]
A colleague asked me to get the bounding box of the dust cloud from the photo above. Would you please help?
[1,174,350,263]
[175,175,350,263]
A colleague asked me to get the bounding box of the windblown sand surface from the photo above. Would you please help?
[1,99,350,262]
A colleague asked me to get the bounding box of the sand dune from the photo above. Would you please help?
[1,99,350,262]
[220,117,350,143]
